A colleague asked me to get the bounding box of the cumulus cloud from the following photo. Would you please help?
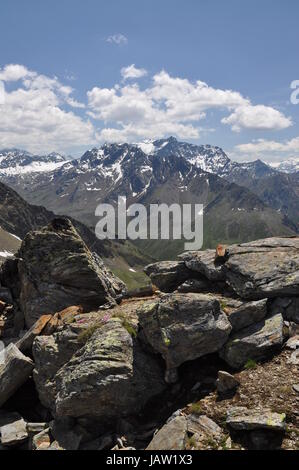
[106,34,128,45]
[87,69,291,143]
[0,65,94,153]
[222,104,292,132]
[121,64,147,80]
[0,63,294,154]
[0,64,34,82]
[232,137,299,163]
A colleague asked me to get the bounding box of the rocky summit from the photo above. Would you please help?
[0,218,127,328]
[0,234,298,450]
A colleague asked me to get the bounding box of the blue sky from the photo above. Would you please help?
[0,0,298,163]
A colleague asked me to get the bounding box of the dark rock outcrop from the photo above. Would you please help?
[222,238,299,299]
[1,218,127,327]
[138,293,231,374]
[144,261,192,292]
[220,313,284,369]
[54,318,166,419]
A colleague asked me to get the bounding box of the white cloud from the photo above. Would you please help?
[88,69,291,143]
[0,63,294,155]
[121,64,147,80]
[222,104,292,132]
[236,137,299,154]
[0,64,34,82]
[106,34,128,45]
[0,65,94,153]
[232,137,299,163]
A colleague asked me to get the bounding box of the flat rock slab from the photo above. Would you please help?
[225,298,268,332]
[146,416,188,450]
[226,406,286,432]
[1,417,28,446]
[179,250,225,281]
[144,261,192,292]
[138,293,231,370]
[220,313,284,369]
[146,413,223,450]
[222,237,299,300]
[0,343,34,407]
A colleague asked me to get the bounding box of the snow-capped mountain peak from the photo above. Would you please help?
[270,157,299,174]
[0,148,68,176]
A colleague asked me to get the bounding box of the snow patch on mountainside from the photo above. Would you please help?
[270,158,299,174]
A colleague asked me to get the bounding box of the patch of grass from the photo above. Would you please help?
[111,267,151,292]
[190,402,203,416]
[185,435,197,449]
[220,300,228,312]
[77,323,102,344]
[244,359,257,370]
[122,319,137,338]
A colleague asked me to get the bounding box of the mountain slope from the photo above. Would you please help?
[0,141,297,261]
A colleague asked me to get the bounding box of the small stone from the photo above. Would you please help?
[26,423,48,434]
[288,350,299,365]
[216,371,240,394]
[293,384,299,393]
[285,336,299,350]
[1,417,28,447]
[32,428,51,450]
[226,406,286,432]
[225,436,232,449]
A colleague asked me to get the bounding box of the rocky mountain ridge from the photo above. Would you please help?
[0,225,298,450]
[0,139,297,254]
[0,142,296,261]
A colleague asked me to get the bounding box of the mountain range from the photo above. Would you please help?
[0,137,298,262]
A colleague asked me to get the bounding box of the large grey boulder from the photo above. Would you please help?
[54,318,166,419]
[32,324,84,410]
[0,343,34,407]
[146,413,223,450]
[138,293,231,372]
[222,237,299,300]
[10,218,126,327]
[224,298,268,332]
[226,406,286,432]
[179,250,225,281]
[220,313,284,369]
[144,261,192,292]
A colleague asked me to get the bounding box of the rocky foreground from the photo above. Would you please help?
[0,223,298,450]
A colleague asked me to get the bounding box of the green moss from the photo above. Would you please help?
[77,323,102,344]
[220,300,228,312]
[185,435,197,449]
[244,359,257,370]
[190,402,202,415]
[122,319,137,338]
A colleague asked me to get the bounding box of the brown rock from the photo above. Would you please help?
[16,314,52,352]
